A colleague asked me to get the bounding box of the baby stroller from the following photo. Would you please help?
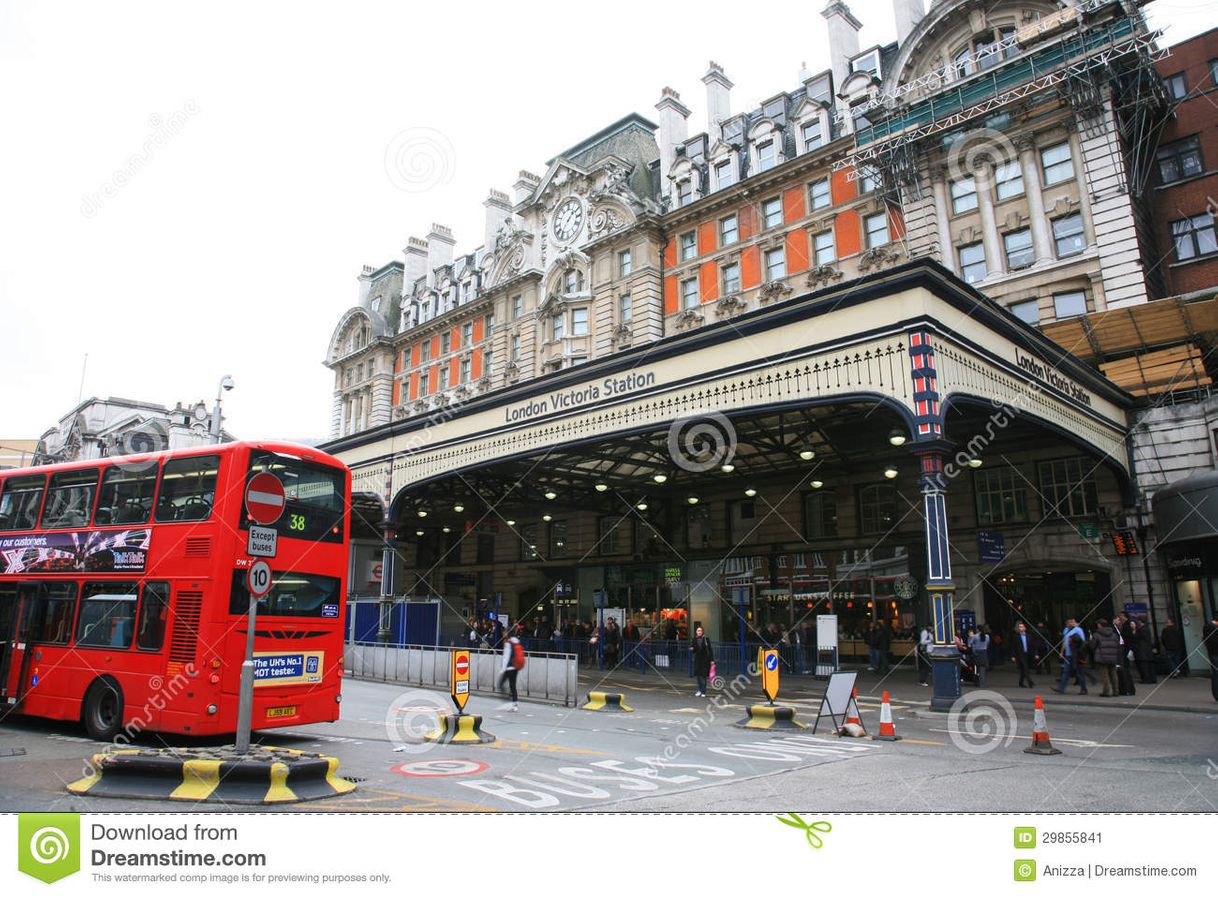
[958,644,980,685]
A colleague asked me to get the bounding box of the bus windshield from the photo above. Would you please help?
[242,451,345,543]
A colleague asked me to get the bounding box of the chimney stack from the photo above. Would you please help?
[357,266,374,306]
[655,87,690,199]
[514,170,540,205]
[426,224,455,284]
[893,0,924,44]
[701,62,733,141]
[404,237,429,288]
[484,189,513,248]
[821,1,863,93]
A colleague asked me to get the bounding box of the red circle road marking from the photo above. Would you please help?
[393,759,489,777]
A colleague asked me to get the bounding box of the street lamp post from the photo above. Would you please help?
[211,375,235,444]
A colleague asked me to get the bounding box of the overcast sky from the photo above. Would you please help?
[0,0,1209,443]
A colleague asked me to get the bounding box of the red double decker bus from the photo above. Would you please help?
[0,441,349,739]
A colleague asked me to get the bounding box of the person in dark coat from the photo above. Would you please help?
[1011,622,1036,688]
[1115,614,1136,695]
[1091,618,1123,697]
[874,621,892,673]
[691,624,714,697]
[1130,619,1156,684]
[1202,614,1218,702]
[1034,622,1055,675]
[1159,620,1185,678]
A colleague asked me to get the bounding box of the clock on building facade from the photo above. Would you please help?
[551,197,584,243]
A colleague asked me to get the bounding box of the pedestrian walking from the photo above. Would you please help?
[1012,622,1035,688]
[1202,614,1218,702]
[1034,621,1055,675]
[691,624,714,697]
[1130,619,1157,684]
[875,621,892,674]
[1159,619,1185,678]
[967,627,990,688]
[1052,618,1088,695]
[1115,614,1136,696]
[917,624,933,687]
[498,630,524,711]
[604,617,622,668]
[1091,618,1122,697]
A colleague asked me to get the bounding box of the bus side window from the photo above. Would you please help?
[0,474,46,531]
[155,456,220,523]
[75,582,138,648]
[95,463,159,527]
[41,469,100,530]
[137,582,170,650]
[29,582,78,645]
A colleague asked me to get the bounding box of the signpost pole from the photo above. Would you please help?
[597,590,605,672]
[234,592,258,753]
[738,588,747,677]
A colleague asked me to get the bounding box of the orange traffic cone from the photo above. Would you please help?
[846,688,864,728]
[873,690,901,741]
[1023,695,1062,755]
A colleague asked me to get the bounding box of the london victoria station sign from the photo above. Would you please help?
[504,370,658,423]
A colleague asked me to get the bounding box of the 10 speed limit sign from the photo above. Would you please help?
[246,560,273,598]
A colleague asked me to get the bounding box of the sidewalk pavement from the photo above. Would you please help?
[577,659,1218,715]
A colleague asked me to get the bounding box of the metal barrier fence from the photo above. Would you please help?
[517,638,850,679]
[344,641,580,706]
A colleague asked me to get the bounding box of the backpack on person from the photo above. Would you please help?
[511,640,526,670]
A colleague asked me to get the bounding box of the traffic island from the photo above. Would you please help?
[66,745,357,804]
[735,704,807,730]
[423,713,497,744]
[581,691,633,712]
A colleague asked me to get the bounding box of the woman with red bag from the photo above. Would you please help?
[692,623,714,697]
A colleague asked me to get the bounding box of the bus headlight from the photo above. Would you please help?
[206,704,218,715]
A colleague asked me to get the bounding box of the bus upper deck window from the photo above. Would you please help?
[155,456,220,523]
[0,475,45,531]
[95,463,159,526]
[40,469,99,530]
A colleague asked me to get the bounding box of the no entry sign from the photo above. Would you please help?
[451,649,471,712]
[245,473,286,525]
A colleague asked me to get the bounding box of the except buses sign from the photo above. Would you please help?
[451,649,471,712]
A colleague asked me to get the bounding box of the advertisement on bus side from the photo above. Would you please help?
[0,529,151,575]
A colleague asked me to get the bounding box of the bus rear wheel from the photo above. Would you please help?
[82,679,124,741]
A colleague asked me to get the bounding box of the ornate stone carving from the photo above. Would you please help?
[757,280,793,304]
[715,293,747,318]
[589,205,625,236]
[610,322,633,345]
[674,308,704,330]
[858,244,903,273]
[807,265,844,288]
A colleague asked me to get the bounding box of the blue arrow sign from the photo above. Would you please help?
[765,652,779,671]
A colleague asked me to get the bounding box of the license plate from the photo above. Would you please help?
[265,706,297,718]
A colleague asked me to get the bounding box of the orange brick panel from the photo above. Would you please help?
[835,209,861,258]
[697,220,716,256]
[664,274,678,314]
[783,187,805,224]
[699,261,719,304]
[786,230,809,275]
[831,168,856,205]
[741,245,761,290]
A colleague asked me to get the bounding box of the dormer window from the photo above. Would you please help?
[714,159,734,189]
[757,139,777,172]
[371,296,382,313]
[851,50,880,77]
[800,120,824,154]
[676,178,693,207]
[564,269,585,295]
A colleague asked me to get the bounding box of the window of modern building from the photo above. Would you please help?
[552,313,565,341]
[519,523,540,561]
[1164,72,1187,101]
[802,491,837,538]
[680,230,697,260]
[865,212,890,249]
[618,248,632,277]
[676,178,693,207]
[1037,457,1098,517]
[1003,228,1034,270]
[1211,59,1218,87]
[974,466,1029,524]
[1040,141,1074,186]
[1172,213,1218,261]
[722,261,741,294]
[814,231,835,265]
[764,247,786,281]
[1052,213,1085,257]
[859,483,898,536]
[995,160,1024,200]
[512,295,523,319]
[1156,136,1203,184]
[762,197,783,228]
[1010,299,1040,325]
[549,519,569,558]
[681,277,699,309]
[958,242,987,284]
[720,214,738,245]
[460,356,471,383]
[619,293,632,322]
[757,139,777,172]
[809,177,830,210]
[571,307,589,337]
[950,176,977,214]
[801,120,823,153]
[715,159,734,189]
[1052,290,1087,319]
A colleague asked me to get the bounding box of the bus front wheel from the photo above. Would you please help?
[82,679,124,741]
